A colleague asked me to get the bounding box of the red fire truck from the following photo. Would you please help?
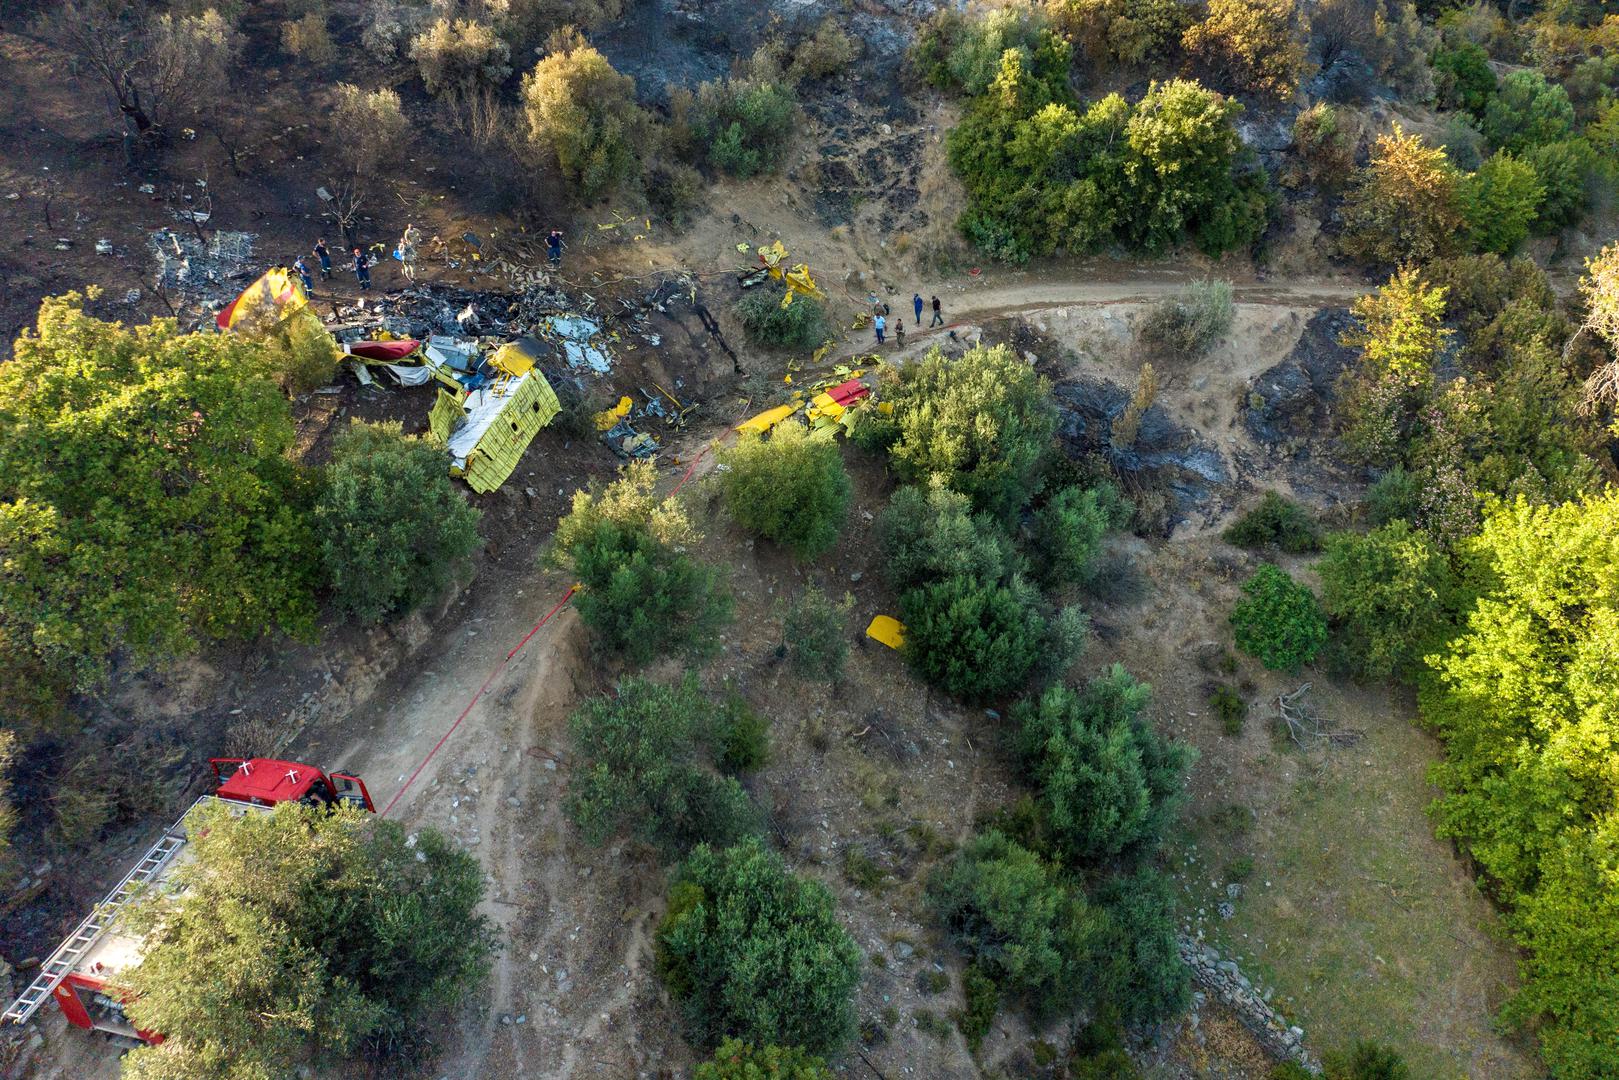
[2,758,373,1041]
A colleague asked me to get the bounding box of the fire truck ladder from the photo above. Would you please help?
[3,801,200,1025]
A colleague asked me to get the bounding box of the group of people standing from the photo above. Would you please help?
[872,292,944,346]
[287,227,567,299]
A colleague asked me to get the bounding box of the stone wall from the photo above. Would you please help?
[1179,936,1322,1074]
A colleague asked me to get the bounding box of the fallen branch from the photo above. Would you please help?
[1277,683,1361,749]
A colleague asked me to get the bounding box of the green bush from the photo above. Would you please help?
[1462,151,1545,255]
[695,1040,833,1080]
[521,30,646,201]
[658,839,862,1055]
[1317,522,1455,680]
[899,573,1087,703]
[1209,684,1246,734]
[685,78,798,178]
[1432,40,1495,113]
[316,421,481,625]
[782,584,854,681]
[567,676,758,856]
[925,830,1111,1018]
[734,287,832,351]
[956,962,999,1053]
[1339,126,1466,268]
[1366,466,1421,526]
[945,54,1266,262]
[1323,1040,1411,1079]
[1482,70,1575,153]
[1097,867,1191,1023]
[715,688,770,773]
[1030,483,1130,586]
[0,293,317,695]
[121,802,495,1076]
[1180,0,1307,99]
[885,345,1058,521]
[1012,665,1194,861]
[1522,139,1596,232]
[1285,102,1356,190]
[552,462,732,665]
[721,424,851,559]
[269,311,342,394]
[1229,564,1326,672]
[1222,492,1320,553]
[911,6,1049,94]
[877,483,1025,594]
[1424,495,1619,1078]
[1137,280,1235,358]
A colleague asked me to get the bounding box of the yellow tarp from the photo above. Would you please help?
[594,395,633,431]
[866,615,906,650]
[217,267,307,335]
[737,404,797,436]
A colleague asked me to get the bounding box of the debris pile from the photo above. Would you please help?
[149,228,256,305]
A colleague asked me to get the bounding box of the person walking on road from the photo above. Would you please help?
[930,294,944,327]
[873,312,886,345]
[913,292,924,326]
[313,238,332,280]
[353,247,372,291]
[293,256,313,295]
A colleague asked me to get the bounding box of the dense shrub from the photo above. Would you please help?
[782,584,853,682]
[316,421,481,624]
[1336,268,1450,466]
[1423,495,1619,1078]
[926,830,1112,1018]
[1047,0,1188,68]
[1180,0,1307,99]
[1462,152,1545,255]
[1096,868,1191,1023]
[720,425,851,559]
[1223,492,1320,553]
[885,345,1058,521]
[877,483,1026,594]
[121,802,494,1076]
[281,12,334,61]
[946,56,1268,262]
[265,310,342,395]
[551,462,731,665]
[567,676,757,856]
[1209,684,1246,734]
[1283,102,1356,191]
[1030,483,1131,586]
[912,6,1050,94]
[1229,564,1326,672]
[1339,126,1466,268]
[714,689,770,774]
[329,84,410,175]
[1137,280,1235,358]
[0,294,317,695]
[658,839,862,1055]
[734,287,832,351]
[521,30,645,201]
[1317,522,1455,680]
[789,17,860,82]
[696,1040,833,1080]
[1482,70,1576,153]
[900,573,1087,703]
[1432,41,1495,113]
[1522,139,1596,232]
[682,79,797,178]
[645,159,706,226]
[1438,112,1486,171]
[410,17,511,99]
[1012,665,1195,861]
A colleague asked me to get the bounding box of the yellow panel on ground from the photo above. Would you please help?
[865,615,906,650]
[427,389,463,449]
[461,370,562,494]
[737,404,797,436]
[489,341,536,377]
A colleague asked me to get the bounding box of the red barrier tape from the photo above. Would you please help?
[379,585,577,818]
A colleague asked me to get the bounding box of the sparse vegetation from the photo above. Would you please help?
[1209,684,1246,734]
[1137,280,1235,358]
[1223,492,1321,554]
[782,584,854,682]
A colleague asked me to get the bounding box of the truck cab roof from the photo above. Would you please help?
[213,759,325,805]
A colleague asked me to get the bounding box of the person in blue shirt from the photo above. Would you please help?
[313,238,332,280]
[547,229,563,267]
[352,248,371,290]
[873,313,886,345]
[913,292,923,326]
[293,256,313,295]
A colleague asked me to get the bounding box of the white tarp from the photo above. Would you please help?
[384,364,435,386]
[445,372,530,469]
[547,315,611,373]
